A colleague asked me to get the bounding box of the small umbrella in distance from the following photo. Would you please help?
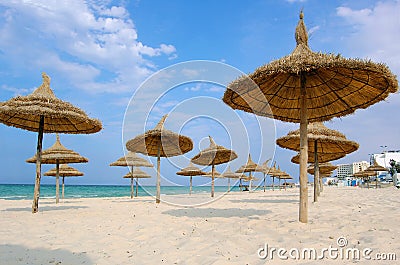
[44,164,84,200]
[26,134,88,203]
[123,168,151,199]
[176,162,207,195]
[365,160,388,189]
[236,154,263,192]
[126,114,193,203]
[110,152,153,197]
[191,136,237,197]
[0,73,101,213]
[278,122,358,202]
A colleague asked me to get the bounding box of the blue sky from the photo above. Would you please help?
[0,0,399,187]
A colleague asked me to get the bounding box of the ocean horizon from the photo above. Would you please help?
[0,183,276,200]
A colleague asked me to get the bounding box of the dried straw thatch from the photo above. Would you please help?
[0,73,102,133]
[222,11,398,223]
[44,164,84,177]
[0,73,101,213]
[44,164,83,200]
[191,136,237,197]
[277,122,359,155]
[125,115,193,157]
[126,114,193,203]
[122,167,151,199]
[26,134,88,204]
[291,152,344,164]
[26,134,88,164]
[110,152,153,167]
[307,162,337,175]
[177,162,207,195]
[235,154,263,192]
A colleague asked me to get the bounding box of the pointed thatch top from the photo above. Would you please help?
[0,72,102,134]
[223,12,398,123]
[123,167,152,179]
[176,162,207,176]
[366,160,388,172]
[220,166,242,179]
[110,152,153,167]
[26,134,88,164]
[191,136,238,166]
[277,122,359,157]
[126,114,193,157]
[236,154,263,173]
[44,164,84,177]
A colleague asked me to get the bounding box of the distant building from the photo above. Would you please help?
[336,161,369,180]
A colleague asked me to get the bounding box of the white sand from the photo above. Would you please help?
[1,186,399,264]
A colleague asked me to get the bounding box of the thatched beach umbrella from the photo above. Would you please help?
[123,168,151,199]
[223,11,398,222]
[26,134,88,203]
[191,136,237,197]
[267,162,286,191]
[110,152,153,197]
[365,160,388,189]
[44,164,84,199]
[354,170,376,189]
[278,122,358,202]
[126,115,193,203]
[220,166,243,192]
[0,73,102,213]
[258,159,272,192]
[277,173,293,191]
[176,162,207,195]
[308,162,337,195]
[236,154,263,191]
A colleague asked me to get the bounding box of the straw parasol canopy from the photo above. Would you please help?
[44,164,83,200]
[123,168,151,199]
[191,136,237,197]
[365,160,388,188]
[278,122,358,202]
[291,152,344,164]
[176,162,207,195]
[277,122,359,158]
[0,73,102,213]
[220,166,243,192]
[110,152,153,198]
[222,11,398,223]
[110,152,153,167]
[126,114,193,203]
[236,154,263,191]
[278,173,293,191]
[307,162,337,175]
[26,134,88,203]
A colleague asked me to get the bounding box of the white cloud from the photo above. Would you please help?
[336,1,400,75]
[0,0,177,94]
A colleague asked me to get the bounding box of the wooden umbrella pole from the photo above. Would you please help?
[313,140,319,202]
[227,177,230,192]
[62,176,65,200]
[375,173,378,189]
[239,178,242,191]
[135,178,138,197]
[130,177,134,199]
[272,176,275,191]
[279,178,281,190]
[190,176,192,195]
[284,179,287,191]
[299,72,308,223]
[55,161,60,204]
[156,142,161,203]
[211,163,215,197]
[263,173,266,192]
[249,171,252,192]
[319,177,323,193]
[32,115,44,213]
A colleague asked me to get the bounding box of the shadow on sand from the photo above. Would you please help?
[229,199,298,204]
[2,205,88,212]
[162,207,271,218]
[0,244,93,265]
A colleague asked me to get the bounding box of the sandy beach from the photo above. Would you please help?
[1,186,399,264]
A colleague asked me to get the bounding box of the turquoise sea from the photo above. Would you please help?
[0,184,261,200]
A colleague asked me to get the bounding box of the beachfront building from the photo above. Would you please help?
[336,161,369,186]
[371,150,400,168]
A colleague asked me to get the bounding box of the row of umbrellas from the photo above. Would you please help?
[222,11,398,222]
